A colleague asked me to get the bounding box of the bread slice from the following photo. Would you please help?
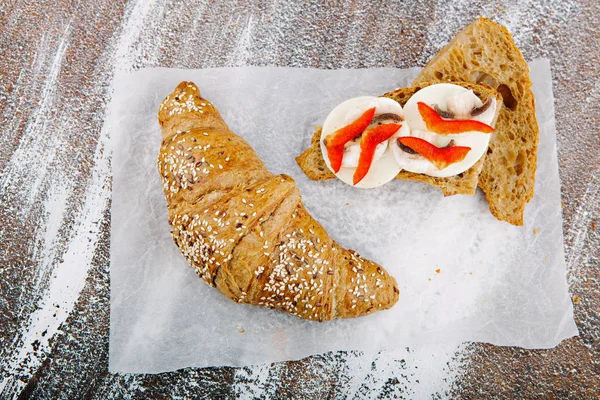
[296,81,502,196]
[413,17,538,225]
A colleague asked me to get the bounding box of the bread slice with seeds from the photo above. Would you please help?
[295,81,502,196]
[413,17,539,225]
[158,81,399,321]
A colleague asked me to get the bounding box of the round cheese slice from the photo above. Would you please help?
[391,84,497,178]
[320,96,408,188]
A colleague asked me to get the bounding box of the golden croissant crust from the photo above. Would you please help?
[157,81,399,321]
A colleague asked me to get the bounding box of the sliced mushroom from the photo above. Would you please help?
[432,97,493,120]
[470,97,493,117]
[398,138,455,154]
[442,139,456,149]
[370,113,404,125]
[433,104,455,119]
[350,113,403,140]
[396,138,418,154]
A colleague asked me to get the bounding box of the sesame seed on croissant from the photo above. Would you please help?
[157,81,399,321]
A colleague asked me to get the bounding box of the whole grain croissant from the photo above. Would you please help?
[157,82,399,321]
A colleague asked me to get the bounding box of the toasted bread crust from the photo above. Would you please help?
[413,18,539,225]
[296,81,502,196]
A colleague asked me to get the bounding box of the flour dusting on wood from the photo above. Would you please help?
[0,0,598,398]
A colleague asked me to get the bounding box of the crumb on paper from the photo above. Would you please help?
[533,227,540,235]
[435,269,441,274]
[345,202,349,206]
[469,271,473,275]
[573,295,580,304]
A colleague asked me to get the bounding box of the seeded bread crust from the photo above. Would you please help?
[295,81,502,196]
[413,17,539,225]
[158,82,399,321]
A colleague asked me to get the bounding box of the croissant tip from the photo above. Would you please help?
[176,80,198,89]
[173,81,200,96]
[277,174,296,184]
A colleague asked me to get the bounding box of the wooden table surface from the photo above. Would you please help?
[1,0,599,398]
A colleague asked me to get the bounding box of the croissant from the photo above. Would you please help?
[157,82,399,321]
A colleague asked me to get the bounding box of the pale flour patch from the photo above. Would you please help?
[0,0,152,395]
[230,344,471,398]
[229,15,255,66]
[566,168,600,278]
[0,23,70,210]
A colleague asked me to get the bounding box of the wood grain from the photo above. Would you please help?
[0,0,598,398]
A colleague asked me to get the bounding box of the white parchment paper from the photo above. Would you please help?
[108,59,577,373]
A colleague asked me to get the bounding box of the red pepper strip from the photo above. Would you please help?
[417,102,494,134]
[353,124,402,185]
[325,107,376,173]
[398,136,471,170]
